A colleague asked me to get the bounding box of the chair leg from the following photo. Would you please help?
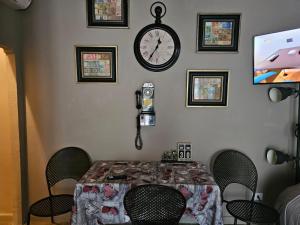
[51,215,55,224]
[234,217,237,225]
[26,212,30,225]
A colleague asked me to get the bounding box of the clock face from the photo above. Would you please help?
[140,29,175,65]
[134,24,181,72]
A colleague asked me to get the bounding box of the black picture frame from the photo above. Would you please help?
[186,70,229,107]
[87,0,129,28]
[75,46,117,82]
[197,14,240,52]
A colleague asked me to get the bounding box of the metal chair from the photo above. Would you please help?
[124,184,186,225]
[27,147,92,225]
[212,149,279,225]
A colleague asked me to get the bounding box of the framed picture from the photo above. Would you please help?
[87,0,129,28]
[75,46,117,82]
[186,70,229,107]
[197,14,240,52]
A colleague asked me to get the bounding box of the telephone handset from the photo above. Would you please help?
[135,83,156,150]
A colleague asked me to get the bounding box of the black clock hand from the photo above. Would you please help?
[157,37,162,45]
[148,38,162,61]
[148,45,159,60]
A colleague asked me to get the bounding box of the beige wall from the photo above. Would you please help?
[0,2,27,223]
[0,48,21,225]
[0,48,14,216]
[22,0,300,206]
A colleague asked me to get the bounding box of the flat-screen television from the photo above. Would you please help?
[254,28,300,84]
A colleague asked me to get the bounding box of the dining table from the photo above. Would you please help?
[71,160,223,225]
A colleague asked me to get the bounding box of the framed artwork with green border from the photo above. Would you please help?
[186,70,229,107]
[197,14,240,52]
[87,0,129,28]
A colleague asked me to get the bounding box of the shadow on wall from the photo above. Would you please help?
[23,0,58,204]
[262,165,295,204]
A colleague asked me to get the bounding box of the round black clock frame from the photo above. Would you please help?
[134,24,181,72]
[134,2,181,72]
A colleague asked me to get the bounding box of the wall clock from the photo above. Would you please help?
[134,2,181,72]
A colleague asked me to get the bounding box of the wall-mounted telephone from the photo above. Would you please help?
[135,83,156,150]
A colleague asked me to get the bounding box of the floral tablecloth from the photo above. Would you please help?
[71,161,223,225]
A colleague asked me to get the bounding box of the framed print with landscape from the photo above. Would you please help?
[75,46,117,82]
[186,70,229,107]
[197,14,240,52]
[87,0,129,28]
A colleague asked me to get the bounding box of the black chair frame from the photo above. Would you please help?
[124,184,186,225]
[212,149,279,225]
[27,146,91,225]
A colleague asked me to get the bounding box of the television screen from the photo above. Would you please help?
[254,28,300,84]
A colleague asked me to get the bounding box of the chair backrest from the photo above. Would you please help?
[124,184,186,225]
[46,147,91,192]
[212,150,258,201]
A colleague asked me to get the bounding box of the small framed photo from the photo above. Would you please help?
[75,46,117,82]
[87,0,129,28]
[186,70,229,107]
[197,14,240,52]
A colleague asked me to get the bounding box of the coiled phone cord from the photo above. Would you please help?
[135,90,143,150]
[135,115,143,150]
